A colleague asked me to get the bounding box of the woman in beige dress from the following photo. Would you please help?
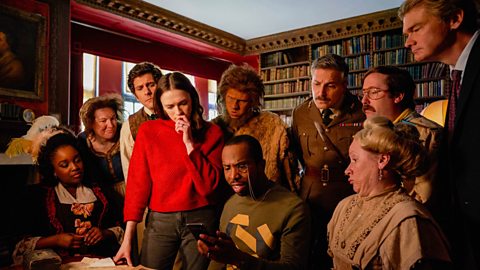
[328,116,451,269]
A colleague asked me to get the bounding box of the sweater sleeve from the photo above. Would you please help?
[123,126,152,222]
[183,123,224,198]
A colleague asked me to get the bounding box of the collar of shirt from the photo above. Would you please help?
[320,108,339,117]
[144,106,154,116]
[450,30,480,83]
[393,108,413,124]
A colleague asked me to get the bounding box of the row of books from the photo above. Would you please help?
[372,49,415,66]
[347,72,365,89]
[372,33,407,50]
[264,96,309,110]
[312,34,370,59]
[262,51,294,67]
[261,65,310,82]
[348,79,447,99]
[0,103,23,120]
[345,55,371,71]
[415,79,447,98]
[264,80,310,95]
[279,114,293,126]
[403,63,448,80]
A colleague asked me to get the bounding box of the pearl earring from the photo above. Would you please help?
[378,169,383,181]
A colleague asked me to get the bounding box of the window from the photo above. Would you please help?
[82,57,211,124]
[82,53,98,103]
[208,79,218,120]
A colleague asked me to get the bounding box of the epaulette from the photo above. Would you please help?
[338,122,363,127]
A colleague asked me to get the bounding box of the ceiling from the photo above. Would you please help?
[144,0,404,40]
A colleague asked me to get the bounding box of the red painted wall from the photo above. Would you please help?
[98,57,123,96]
[71,23,233,82]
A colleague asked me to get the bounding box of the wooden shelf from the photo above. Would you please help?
[258,9,448,119]
[265,91,310,99]
[415,96,446,102]
[261,61,310,70]
[349,68,368,73]
[414,77,447,83]
[264,107,296,112]
[372,46,408,53]
[263,76,310,85]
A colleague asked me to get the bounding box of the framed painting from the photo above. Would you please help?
[0,4,46,100]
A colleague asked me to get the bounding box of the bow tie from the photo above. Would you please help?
[148,114,158,120]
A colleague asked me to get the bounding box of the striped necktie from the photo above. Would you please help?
[447,69,462,140]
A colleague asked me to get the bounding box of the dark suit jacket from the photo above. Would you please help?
[448,35,480,224]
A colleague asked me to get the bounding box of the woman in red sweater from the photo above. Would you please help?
[114,72,224,269]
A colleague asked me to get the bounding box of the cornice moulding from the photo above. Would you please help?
[73,1,401,57]
[74,0,247,54]
[245,8,401,55]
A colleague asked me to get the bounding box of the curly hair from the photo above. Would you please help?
[217,64,264,115]
[79,93,123,138]
[127,62,163,94]
[354,116,429,179]
[37,128,82,187]
[153,72,207,141]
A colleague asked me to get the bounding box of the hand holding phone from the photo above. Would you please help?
[186,223,214,246]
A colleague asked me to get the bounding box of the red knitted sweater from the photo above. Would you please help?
[124,119,224,222]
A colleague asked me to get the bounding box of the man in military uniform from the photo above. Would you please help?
[291,54,365,270]
[361,65,442,206]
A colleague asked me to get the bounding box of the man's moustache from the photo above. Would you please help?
[362,105,375,112]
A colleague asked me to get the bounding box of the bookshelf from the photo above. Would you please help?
[372,29,449,108]
[260,46,311,125]
[255,8,449,122]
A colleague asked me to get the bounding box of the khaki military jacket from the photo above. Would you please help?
[291,93,365,213]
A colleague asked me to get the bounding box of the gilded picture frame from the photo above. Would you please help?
[0,4,46,100]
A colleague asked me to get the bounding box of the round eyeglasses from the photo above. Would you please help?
[358,88,389,100]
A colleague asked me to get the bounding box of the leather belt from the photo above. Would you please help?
[304,166,347,183]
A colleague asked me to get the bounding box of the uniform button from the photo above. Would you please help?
[325,128,329,132]
[302,132,306,136]
[324,147,328,151]
[338,161,342,164]
[465,201,469,205]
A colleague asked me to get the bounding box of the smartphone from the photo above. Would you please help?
[186,223,214,245]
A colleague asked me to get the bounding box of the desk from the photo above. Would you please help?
[0,262,152,270]
[60,263,151,270]
[0,153,33,165]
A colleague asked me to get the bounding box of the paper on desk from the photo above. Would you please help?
[80,257,116,267]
